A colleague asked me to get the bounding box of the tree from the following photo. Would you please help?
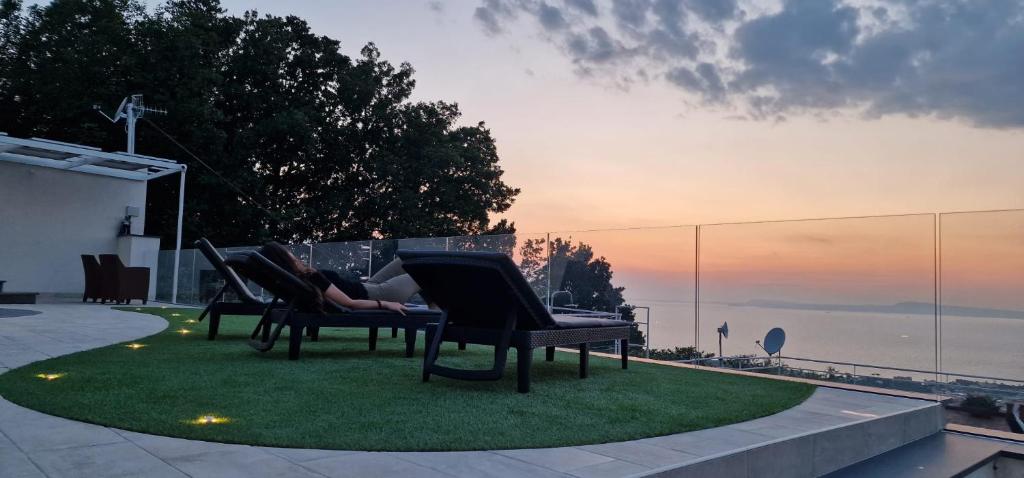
[518,237,645,348]
[0,0,519,247]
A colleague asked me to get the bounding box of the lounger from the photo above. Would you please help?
[224,251,440,360]
[195,238,275,340]
[397,250,632,393]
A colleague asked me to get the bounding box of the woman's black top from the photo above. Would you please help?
[308,269,369,300]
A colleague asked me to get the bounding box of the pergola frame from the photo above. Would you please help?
[0,133,188,303]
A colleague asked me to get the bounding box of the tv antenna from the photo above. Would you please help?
[716,321,729,359]
[94,94,167,154]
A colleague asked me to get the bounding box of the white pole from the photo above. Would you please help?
[171,165,187,304]
[126,102,136,154]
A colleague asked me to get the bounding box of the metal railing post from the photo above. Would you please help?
[546,232,552,307]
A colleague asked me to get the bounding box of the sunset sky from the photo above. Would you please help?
[211,1,1024,311]
[213,0,1024,234]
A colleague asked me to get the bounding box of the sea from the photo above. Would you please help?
[629,299,1024,383]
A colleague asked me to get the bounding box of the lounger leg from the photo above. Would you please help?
[404,327,416,357]
[545,346,555,362]
[517,346,533,393]
[458,338,467,350]
[392,327,398,338]
[261,318,272,342]
[579,343,589,379]
[207,310,221,341]
[423,316,448,382]
[198,285,227,322]
[310,327,319,342]
[369,327,379,351]
[423,326,434,381]
[620,339,629,369]
[288,324,303,360]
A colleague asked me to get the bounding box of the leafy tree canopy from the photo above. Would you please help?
[0,0,519,245]
[519,237,644,347]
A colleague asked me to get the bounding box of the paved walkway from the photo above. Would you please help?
[0,303,940,478]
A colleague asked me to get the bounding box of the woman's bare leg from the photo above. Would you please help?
[366,258,406,284]
[363,274,420,303]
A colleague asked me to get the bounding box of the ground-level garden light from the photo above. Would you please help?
[188,414,230,426]
[34,373,64,381]
[126,343,147,350]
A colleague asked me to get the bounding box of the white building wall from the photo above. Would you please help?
[0,161,148,295]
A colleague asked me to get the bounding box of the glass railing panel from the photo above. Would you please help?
[310,240,372,281]
[369,239,399,277]
[192,246,217,306]
[698,214,938,394]
[287,243,312,267]
[939,209,1024,434]
[448,234,549,302]
[545,227,698,356]
[155,249,175,302]
[396,237,448,251]
[173,248,198,305]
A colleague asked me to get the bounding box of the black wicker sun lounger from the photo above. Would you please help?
[195,238,273,340]
[397,250,633,393]
[224,251,440,360]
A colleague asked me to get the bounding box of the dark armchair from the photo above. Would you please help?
[98,254,150,304]
[80,255,103,302]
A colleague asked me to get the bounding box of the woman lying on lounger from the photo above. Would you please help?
[258,241,414,314]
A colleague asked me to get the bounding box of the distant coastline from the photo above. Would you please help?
[730,299,1024,320]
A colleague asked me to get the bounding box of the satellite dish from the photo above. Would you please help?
[762,327,786,355]
[716,321,729,361]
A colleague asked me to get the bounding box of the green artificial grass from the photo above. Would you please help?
[0,307,814,451]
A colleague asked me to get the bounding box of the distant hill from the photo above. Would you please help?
[732,299,1024,319]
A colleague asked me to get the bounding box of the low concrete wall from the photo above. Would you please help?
[642,402,945,477]
[0,162,148,295]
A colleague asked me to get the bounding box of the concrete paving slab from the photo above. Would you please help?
[568,458,649,478]
[640,427,770,457]
[117,429,247,459]
[27,442,187,478]
[167,447,328,478]
[495,447,615,473]
[579,441,698,468]
[259,446,360,464]
[0,402,125,453]
[399,451,572,477]
[301,452,454,477]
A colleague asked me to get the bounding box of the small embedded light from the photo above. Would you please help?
[188,414,229,425]
[177,328,192,335]
[135,307,142,311]
[35,373,65,381]
[160,306,167,309]
[171,313,181,317]
[126,343,147,350]
[184,319,198,324]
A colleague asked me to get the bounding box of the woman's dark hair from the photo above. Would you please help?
[258,241,325,311]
